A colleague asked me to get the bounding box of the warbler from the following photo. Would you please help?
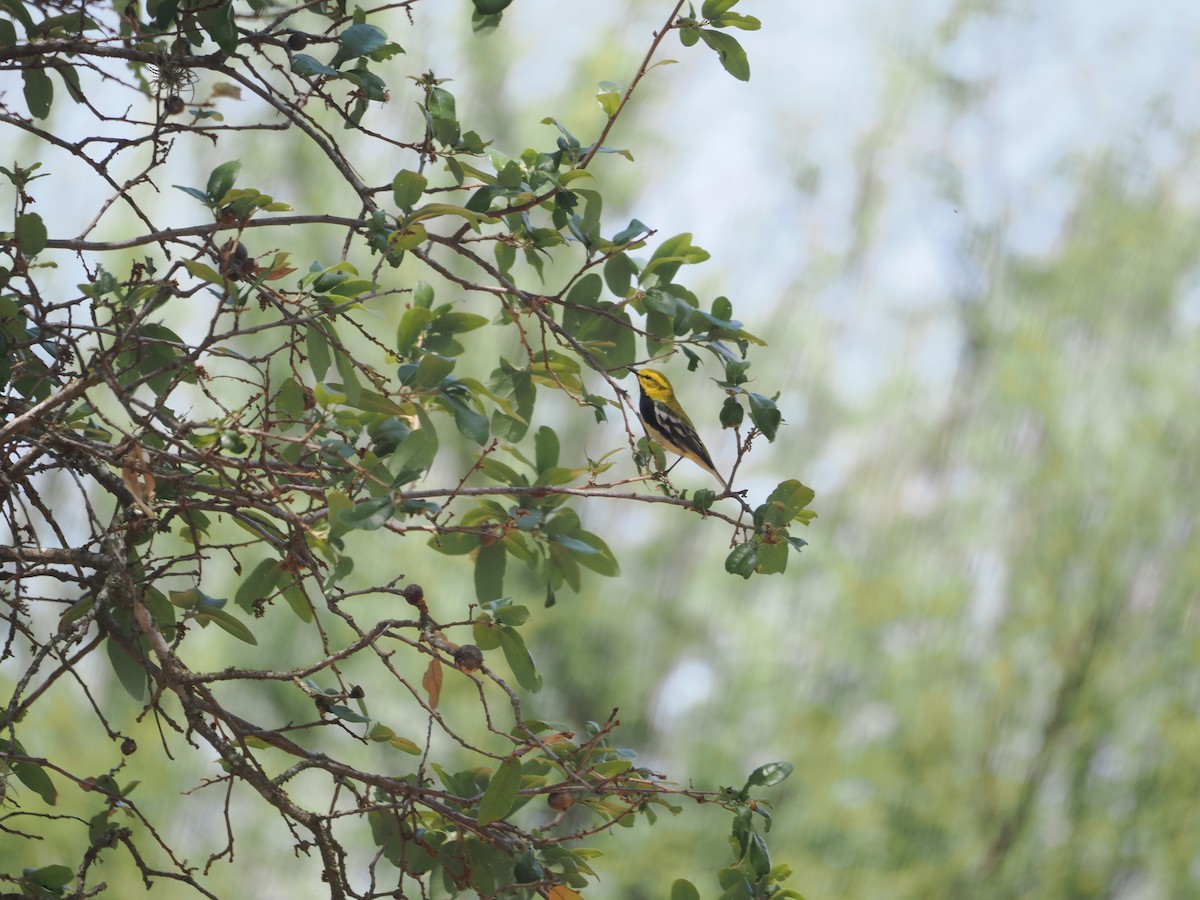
[631,367,727,489]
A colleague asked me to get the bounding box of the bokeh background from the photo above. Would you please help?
[6,1,1200,897]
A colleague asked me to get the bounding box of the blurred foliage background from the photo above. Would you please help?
[6,1,1200,897]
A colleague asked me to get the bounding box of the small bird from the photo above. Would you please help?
[631,367,727,490]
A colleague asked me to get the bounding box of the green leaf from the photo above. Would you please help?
[746,761,793,788]
[443,392,489,445]
[433,311,489,334]
[407,202,487,230]
[181,258,227,286]
[396,305,434,355]
[534,425,560,472]
[720,395,744,428]
[641,233,710,286]
[672,880,702,900]
[392,168,427,210]
[390,418,438,484]
[477,757,521,825]
[106,637,147,700]
[746,392,781,440]
[755,540,788,574]
[604,252,637,297]
[497,626,542,692]
[699,29,750,81]
[715,11,761,30]
[199,0,237,53]
[564,272,602,308]
[596,80,622,116]
[334,348,362,405]
[14,212,47,256]
[12,757,58,806]
[331,22,388,68]
[291,53,340,77]
[234,558,283,613]
[747,831,771,877]
[472,0,513,13]
[368,724,423,754]
[281,580,313,623]
[410,353,455,389]
[493,603,530,626]
[761,479,816,526]
[339,496,394,531]
[725,541,758,579]
[22,66,53,119]
[206,160,241,204]
[568,530,620,577]
[195,607,258,644]
[306,324,332,379]
[475,540,506,602]
[24,864,73,889]
[701,0,738,17]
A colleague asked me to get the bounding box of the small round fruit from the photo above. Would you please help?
[547,790,574,811]
[454,644,483,673]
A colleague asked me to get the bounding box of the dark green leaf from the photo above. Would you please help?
[564,272,602,308]
[331,23,387,68]
[567,530,620,577]
[12,758,57,806]
[334,348,362,405]
[105,637,146,700]
[268,378,305,421]
[339,496,394,531]
[477,757,521,825]
[604,252,637,297]
[306,324,332,379]
[433,311,489,334]
[534,425,559,472]
[497,626,542,692]
[173,184,212,204]
[747,831,771,877]
[195,607,258,644]
[198,1,237,53]
[233,558,282,613]
[291,53,339,77]
[746,391,781,441]
[206,160,241,204]
[724,541,758,578]
[672,879,702,900]
[443,392,489,445]
[481,459,527,486]
[281,579,313,622]
[475,540,506,602]
[720,395,744,428]
[472,0,513,13]
[22,66,53,119]
[391,423,438,484]
[396,306,434,355]
[318,700,365,722]
[411,353,454,389]
[14,212,47,256]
